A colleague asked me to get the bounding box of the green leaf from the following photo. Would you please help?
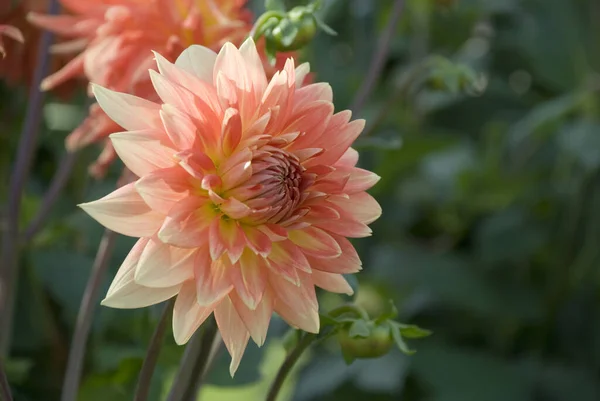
[390,323,416,355]
[313,14,337,36]
[348,320,371,338]
[394,322,432,339]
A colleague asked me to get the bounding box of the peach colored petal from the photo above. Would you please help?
[79,183,164,237]
[173,281,214,345]
[135,238,196,288]
[195,251,233,306]
[311,270,354,295]
[215,296,250,376]
[158,197,213,248]
[230,291,272,346]
[110,130,177,177]
[160,104,198,150]
[92,84,162,131]
[101,238,181,308]
[288,226,342,259]
[135,167,191,214]
[230,251,267,310]
[328,192,382,225]
[175,44,217,83]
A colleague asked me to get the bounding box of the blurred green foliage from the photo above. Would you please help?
[3,0,600,400]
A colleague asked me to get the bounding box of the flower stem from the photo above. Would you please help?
[60,229,117,401]
[350,0,405,114]
[0,0,61,357]
[265,333,316,401]
[133,299,175,401]
[22,150,78,243]
[0,360,13,401]
[166,318,220,401]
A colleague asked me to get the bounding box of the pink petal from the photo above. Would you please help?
[336,147,359,167]
[213,42,251,92]
[214,296,250,376]
[195,251,233,306]
[135,238,196,288]
[306,234,362,274]
[158,197,213,248]
[79,183,164,237]
[91,84,162,131]
[310,270,354,295]
[221,108,242,155]
[110,129,176,177]
[230,291,272,347]
[293,83,332,111]
[230,251,267,310]
[328,193,382,224]
[154,51,222,117]
[239,38,268,98]
[160,104,197,150]
[220,197,251,220]
[309,119,365,167]
[294,62,311,87]
[288,226,342,259]
[284,101,334,149]
[101,238,181,308]
[268,240,311,282]
[135,167,191,214]
[314,218,372,238]
[174,44,217,83]
[338,167,381,193]
[243,226,272,257]
[172,281,214,345]
[209,218,246,263]
[270,273,319,333]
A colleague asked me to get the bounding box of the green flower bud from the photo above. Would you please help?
[271,7,317,52]
[337,322,394,360]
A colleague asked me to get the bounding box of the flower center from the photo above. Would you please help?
[227,146,306,225]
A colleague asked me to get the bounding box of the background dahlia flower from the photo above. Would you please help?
[0,24,24,59]
[29,0,298,177]
[80,38,381,374]
[0,0,75,92]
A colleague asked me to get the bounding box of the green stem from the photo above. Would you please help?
[265,333,316,401]
[133,299,175,401]
[166,318,219,401]
[328,304,369,320]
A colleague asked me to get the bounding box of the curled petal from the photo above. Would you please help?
[288,226,342,259]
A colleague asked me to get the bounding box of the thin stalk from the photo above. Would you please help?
[60,229,117,401]
[350,0,405,114]
[0,361,13,401]
[166,318,219,401]
[22,151,78,242]
[133,299,175,401]
[0,0,61,357]
[265,333,316,401]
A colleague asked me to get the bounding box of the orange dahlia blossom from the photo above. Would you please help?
[79,39,381,374]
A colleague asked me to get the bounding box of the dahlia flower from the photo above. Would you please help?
[80,38,381,374]
[29,0,297,177]
[0,0,75,91]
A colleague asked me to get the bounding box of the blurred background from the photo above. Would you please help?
[2,0,600,400]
